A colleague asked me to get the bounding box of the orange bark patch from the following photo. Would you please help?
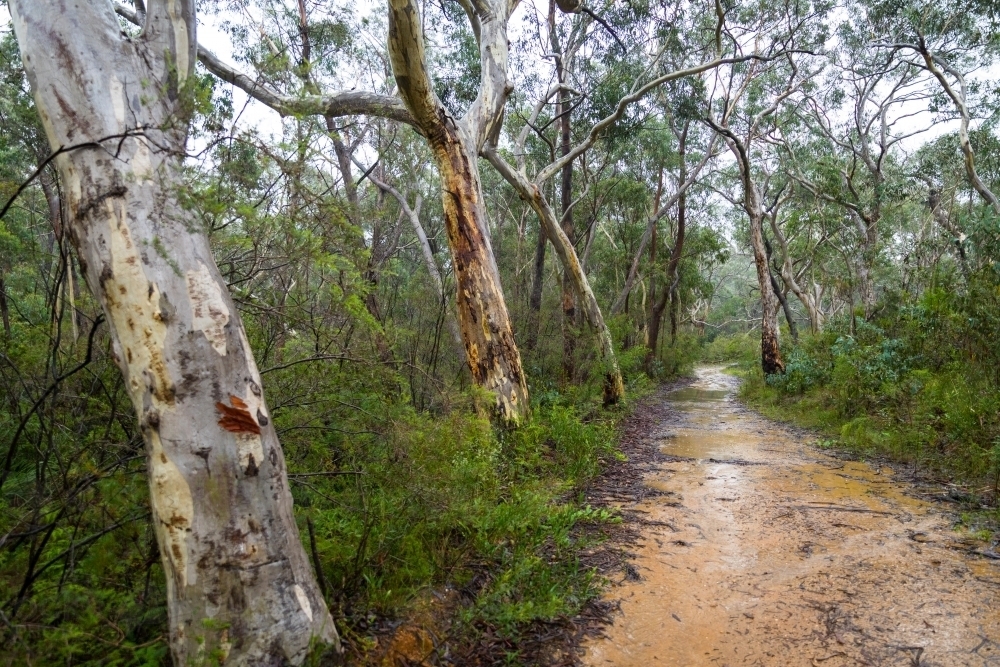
[216,395,261,434]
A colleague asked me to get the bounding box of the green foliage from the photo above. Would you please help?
[701,332,758,366]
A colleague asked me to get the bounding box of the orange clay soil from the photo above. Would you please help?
[584,366,1000,667]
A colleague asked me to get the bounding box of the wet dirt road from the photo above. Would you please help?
[585,366,1000,667]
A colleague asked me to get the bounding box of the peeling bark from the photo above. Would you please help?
[753,209,786,375]
[388,0,529,424]
[10,2,338,663]
[434,128,529,421]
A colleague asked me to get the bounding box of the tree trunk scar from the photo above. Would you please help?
[186,263,230,356]
[104,200,174,406]
[110,75,126,125]
[216,395,267,475]
[216,396,261,434]
[166,0,191,82]
[293,584,314,622]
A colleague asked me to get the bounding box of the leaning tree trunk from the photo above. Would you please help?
[387,0,529,424]
[918,48,1000,216]
[532,187,624,404]
[771,271,798,342]
[10,3,338,664]
[769,215,824,334]
[485,149,625,405]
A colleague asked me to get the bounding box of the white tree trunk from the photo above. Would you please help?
[10,2,338,663]
[485,148,624,404]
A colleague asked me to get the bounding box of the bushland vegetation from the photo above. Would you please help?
[1,0,999,663]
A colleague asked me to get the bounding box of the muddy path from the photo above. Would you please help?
[584,366,1000,667]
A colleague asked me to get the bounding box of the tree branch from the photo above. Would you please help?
[114,3,419,130]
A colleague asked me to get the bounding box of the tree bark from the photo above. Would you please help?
[764,236,798,341]
[485,150,624,404]
[551,8,577,382]
[852,212,878,320]
[387,0,529,424]
[771,271,798,341]
[10,2,338,663]
[709,115,785,375]
[751,208,785,374]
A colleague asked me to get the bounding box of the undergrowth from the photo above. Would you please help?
[1,329,671,665]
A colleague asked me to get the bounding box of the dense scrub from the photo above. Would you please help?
[0,45,674,661]
[0,289,658,664]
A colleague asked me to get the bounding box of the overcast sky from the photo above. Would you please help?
[0,3,977,171]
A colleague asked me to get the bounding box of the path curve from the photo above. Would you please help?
[585,366,1000,666]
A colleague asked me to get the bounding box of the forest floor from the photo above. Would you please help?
[581,365,1000,667]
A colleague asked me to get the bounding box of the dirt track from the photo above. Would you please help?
[584,366,1000,667]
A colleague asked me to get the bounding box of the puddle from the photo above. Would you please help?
[586,366,1000,666]
[667,387,731,403]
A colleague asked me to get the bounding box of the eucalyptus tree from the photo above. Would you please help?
[782,26,928,318]
[765,186,837,333]
[646,114,722,357]
[610,97,720,318]
[707,48,809,375]
[487,0,769,396]
[910,131,1000,276]
[866,0,1000,215]
[8,0,339,663]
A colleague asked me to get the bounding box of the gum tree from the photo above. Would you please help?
[8,1,338,663]
[708,54,805,375]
